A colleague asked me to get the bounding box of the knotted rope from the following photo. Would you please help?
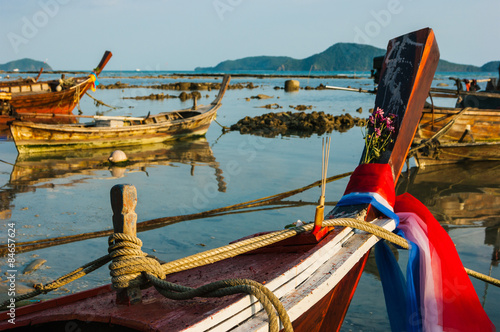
[108,233,165,290]
[2,217,499,330]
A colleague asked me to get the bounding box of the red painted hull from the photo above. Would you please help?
[0,230,370,331]
[0,51,112,125]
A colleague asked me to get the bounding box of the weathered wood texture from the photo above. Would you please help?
[413,106,500,165]
[0,51,112,124]
[111,184,142,305]
[10,75,231,153]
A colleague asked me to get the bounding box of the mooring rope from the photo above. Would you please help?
[85,91,121,109]
[2,216,499,331]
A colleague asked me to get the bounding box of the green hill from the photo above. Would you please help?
[481,61,500,72]
[196,43,499,73]
[0,58,52,72]
[196,43,385,72]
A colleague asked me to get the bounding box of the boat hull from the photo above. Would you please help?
[413,107,500,166]
[0,218,395,331]
[0,78,92,119]
[10,106,219,153]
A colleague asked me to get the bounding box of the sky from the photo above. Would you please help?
[1,0,499,71]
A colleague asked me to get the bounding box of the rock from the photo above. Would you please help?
[252,94,273,100]
[230,110,366,138]
[177,82,191,90]
[292,105,312,111]
[23,258,47,275]
[437,82,449,87]
[284,80,300,92]
[108,150,128,163]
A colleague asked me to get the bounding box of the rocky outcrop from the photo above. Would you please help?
[123,91,203,101]
[230,111,367,138]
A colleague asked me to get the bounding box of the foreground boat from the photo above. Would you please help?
[1,28,441,331]
[9,75,231,154]
[0,51,112,125]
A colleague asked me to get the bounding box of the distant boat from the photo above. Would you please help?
[0,51,112,125]
[411,105,500,166]
[9,75,231,154]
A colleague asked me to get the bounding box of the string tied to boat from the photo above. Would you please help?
[145,276,293,332]
[108,233,165,290]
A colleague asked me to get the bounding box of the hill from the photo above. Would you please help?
[0,58,52,72]
[196,43,499,73]
[481,61,500,72]
[196,43,385,72]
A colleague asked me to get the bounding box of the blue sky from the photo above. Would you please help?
[2,0,499,71]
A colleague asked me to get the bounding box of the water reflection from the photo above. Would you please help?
[1,137,226,220]
[398,162,500,225]
[398,161,500,265]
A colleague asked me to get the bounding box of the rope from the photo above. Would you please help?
[214,118,230,130]
[108,233,165,289]
[0,254,110,308]
[465,268,500,287]
[409,107,470,154]
[1,172,352,256]
[2,215,499,331]
[85,91,121,109]
[146,275,293,332]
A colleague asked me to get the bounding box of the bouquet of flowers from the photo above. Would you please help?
[362,107,397,164]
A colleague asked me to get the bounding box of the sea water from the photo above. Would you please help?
[0,71,498,330]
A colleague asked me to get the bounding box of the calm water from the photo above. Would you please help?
[0,71,498,330]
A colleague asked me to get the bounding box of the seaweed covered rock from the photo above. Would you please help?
[230,111,368,138]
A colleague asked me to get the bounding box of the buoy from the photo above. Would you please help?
[108,150,128,163]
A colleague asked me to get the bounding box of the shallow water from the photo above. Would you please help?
[0,71,498,330]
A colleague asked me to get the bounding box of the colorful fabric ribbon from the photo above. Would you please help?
[89,73,99,91]
[338,163,495,332]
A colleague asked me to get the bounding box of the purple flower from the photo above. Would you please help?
[374,128,381,137]
[384,117,392,127]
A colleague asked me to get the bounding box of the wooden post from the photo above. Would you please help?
[110,184,142,305]
[192,95,198,110]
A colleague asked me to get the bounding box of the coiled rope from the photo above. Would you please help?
[2,217,499,332]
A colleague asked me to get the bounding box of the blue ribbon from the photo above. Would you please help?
[337,192,422,332]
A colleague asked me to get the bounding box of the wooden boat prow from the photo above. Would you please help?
[0,51,112,126]
[0,28,440,331]
[9,75,231,153]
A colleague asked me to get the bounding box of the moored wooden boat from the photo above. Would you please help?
[411,105,500,166]
[0,51,112,126]
[0,28,440,331]
[9,75,231,154]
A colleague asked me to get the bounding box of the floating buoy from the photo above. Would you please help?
[108,150,128,163]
